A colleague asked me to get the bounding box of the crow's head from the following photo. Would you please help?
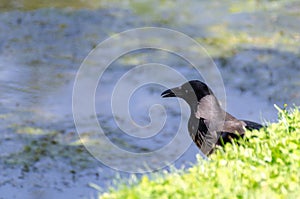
[161,80,212,103]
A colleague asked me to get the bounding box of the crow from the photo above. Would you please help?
[161,80,263,156]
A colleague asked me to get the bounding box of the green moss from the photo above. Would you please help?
[15,126,51,135]
[100,106,300,199]
[196,24,299,57]
[0,114,9,119]
[4,127,95,170]
[228,0,298,13]
[0,0,102,11]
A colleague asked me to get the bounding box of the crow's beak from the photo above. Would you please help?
[161,88,176,98]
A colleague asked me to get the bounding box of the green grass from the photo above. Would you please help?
[99,106,300,199]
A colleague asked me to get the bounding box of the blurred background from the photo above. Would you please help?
[0,0,299,198]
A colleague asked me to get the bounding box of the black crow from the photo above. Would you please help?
[161,80,263,155]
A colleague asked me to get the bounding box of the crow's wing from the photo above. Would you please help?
[242,120,264,130]
[217,120,264,147]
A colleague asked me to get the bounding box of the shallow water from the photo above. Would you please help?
[0,1,299,198]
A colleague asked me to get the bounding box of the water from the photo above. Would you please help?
[0,1,299,198]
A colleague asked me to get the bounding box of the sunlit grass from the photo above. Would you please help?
[100,106,300,199]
